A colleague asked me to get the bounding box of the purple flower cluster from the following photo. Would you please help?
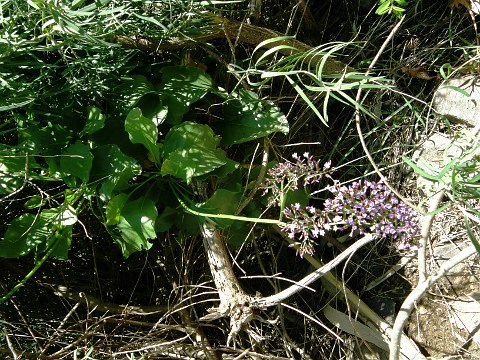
[280,204,332,257]
[262,156,419,257]
[324,180,419,244]
[262,153,332,207]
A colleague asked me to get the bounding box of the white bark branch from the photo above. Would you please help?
[254,232,376,308]
[389,244,477,360]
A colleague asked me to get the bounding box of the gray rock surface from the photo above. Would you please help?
[433,76,480,127]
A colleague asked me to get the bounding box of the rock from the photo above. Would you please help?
[433,76,480,127]
[411,133,453,197]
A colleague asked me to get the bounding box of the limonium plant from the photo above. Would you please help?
[263,153,419,257]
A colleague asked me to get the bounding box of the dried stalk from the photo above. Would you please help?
[116,13,353,75]
[389,244,477,360]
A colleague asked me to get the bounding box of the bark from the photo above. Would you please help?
[199,222,256,345]
[116,13,353,75]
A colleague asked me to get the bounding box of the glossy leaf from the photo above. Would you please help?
[60,141,94,183]
[0,214,48,258]
[116,196,158,258]
[46,225,73,260]
[135,94,168,126]
[218,90,289,146]
[159,66,213,125]
[24,195,47,209]
[80,106,106,136]
[120,75,156,109]
[155,206,178,232]
[18,124,72,155]
[125,108,160,163]
[105,193,129,225]
[161,122,227,183]
[90,144,141,202]
[0,206,77,258]
[196,188,243,228]
[0,155,26,194]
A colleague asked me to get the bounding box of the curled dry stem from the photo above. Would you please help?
[353,15,421,214]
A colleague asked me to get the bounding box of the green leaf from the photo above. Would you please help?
[0,206,77,258]
[0,214,49,258]
[125,108,160,163]
[225,221,252,248]
[90,144,141,202]
[135,95,168,126]
[402,156,441,182]
[159,66,213,125]
[285,188,310,208]
[60,141,94,183]
[41,206,78,226]
[116,196,158,258]
[18,124,72,155]
[375,0,391,15]
[80,106,106,136]
[155,206,178,232]
[120,75,156,109]
[196,188,243,228]
[0,155,27,194]
[105,193,129,225]
[218,90,289,146]
[24,195,47,209]
[48,225,73,260]
[161,122,227,183]
[465,216,480,255]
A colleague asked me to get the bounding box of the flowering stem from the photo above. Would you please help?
[176,193,287,226]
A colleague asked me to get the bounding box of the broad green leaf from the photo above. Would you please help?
[24,195,47,209]
[207,158,240,181]
[375,0,391,15]
[41,206,78,226]
[159,66,213,125]
[196,188,243,228]
[116,196,158,258]
[285,188,310,208]
[161,122,227,183]
[0,206,77,258]
[90,144,141,202]
[125,108,160,163]
[60,141,94,183]
[120,75,156,109]
[0,214,49,258]
[225,221,252,248]
[18,124,72,155]
[218,90,289,146]
[0,157,25,194]
[47,225,73,260]
[80,106,106,136]
[135,94,168,126]
[105,193,129,225]
[155,206,178,232]
[174,211,201,237]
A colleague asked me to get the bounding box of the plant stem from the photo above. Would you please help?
[0,237,59,304]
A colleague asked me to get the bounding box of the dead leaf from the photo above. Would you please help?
[401,66,435,80]
[448,0,472,9]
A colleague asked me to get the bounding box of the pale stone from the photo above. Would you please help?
[433,76,480,127]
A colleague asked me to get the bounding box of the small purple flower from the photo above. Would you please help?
[263,158,419,256]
